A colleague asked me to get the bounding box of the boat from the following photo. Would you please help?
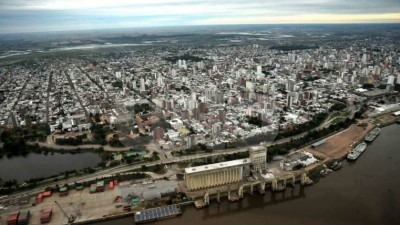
[347,142,367,161]
[365,128,380,142]
[134,205,182,224]
[330,161,342,171]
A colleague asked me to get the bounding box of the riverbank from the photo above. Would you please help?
[0,121,382,225]
[28,142,132,152]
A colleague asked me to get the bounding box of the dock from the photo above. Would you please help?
[134,205,181,224]
[194,199,208,209]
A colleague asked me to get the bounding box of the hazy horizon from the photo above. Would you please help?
[1,23,400,35]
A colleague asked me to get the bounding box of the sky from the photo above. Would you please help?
[0,0,400,33]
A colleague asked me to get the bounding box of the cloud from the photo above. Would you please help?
[194,13,400,25]
[0,0,399,33]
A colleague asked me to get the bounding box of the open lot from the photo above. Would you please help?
[0,186,123,225]
[306,123,374,159]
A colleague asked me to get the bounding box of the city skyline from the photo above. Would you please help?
[0,0,400,33]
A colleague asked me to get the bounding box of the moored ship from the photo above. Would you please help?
[347,142,367,161]
[364,128,380,142]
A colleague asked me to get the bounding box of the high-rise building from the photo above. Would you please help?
[219,110,226,123]
[199,102,207,113]
[256,65,262,74]
[140,78,146,92]
[115,71,122,79]
[212,123,221,135]
[287,93,294,108]
[215,91,224,104]
[249,146,267,173]
[263,84,269,93]
[157,76,164,87]
[132,80,137,90]
[191,92,197,101]
[186,134,197,149]
[388,75,395,85]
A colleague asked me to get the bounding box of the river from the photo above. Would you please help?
[92,124,400,225]
[0,152,101,183]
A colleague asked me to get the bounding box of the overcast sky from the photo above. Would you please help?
[0,0,399,33]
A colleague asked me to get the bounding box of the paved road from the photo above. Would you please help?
[64,70,88,116]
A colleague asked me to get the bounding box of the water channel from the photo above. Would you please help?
[0,152,101,182]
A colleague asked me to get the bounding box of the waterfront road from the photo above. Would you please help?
[7,110,344,206]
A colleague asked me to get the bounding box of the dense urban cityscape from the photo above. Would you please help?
[0,1,400,224]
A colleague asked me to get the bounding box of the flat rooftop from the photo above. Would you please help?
[185,158,251,174]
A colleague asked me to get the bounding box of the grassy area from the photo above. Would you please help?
[177,162,191,169]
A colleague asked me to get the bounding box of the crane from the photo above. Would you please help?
[54,201,75,224]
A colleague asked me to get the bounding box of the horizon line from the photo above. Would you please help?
[1,22,400,35]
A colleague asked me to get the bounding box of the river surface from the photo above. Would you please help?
[93,124,400,225]
[0,152,101,182]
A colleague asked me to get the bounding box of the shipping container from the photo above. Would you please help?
[40,209,53,224]
[7,211,19,225]
[97,181,105,187]
[59,187,68,193]
[43,191,52,197]
[109,181,114,190]
[90,183,97,193]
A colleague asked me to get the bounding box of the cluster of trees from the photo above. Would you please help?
[329,102,347,112]
[175,143,211,156]
[112,80,123,89]
[90,123,109,145]
[109,134,124,147]
[355,106,368,119]
[247,116,263,127]
[268,118,355,160]
[141,164,163,173]
[362,83,374,89]
[0,124,51,156]
[270,45,318,51]
[164,54,205,63]
[55,134,87,146]
[276,112,328,139]
[122,153,142,164]
[126,103,152,114]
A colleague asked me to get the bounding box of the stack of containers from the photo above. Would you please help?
[40,209,53,224]
[96,181,105,192]
[90,184,97,193]
[37,194,43,203]
[17,209,30,225]
[7,211,19,225]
